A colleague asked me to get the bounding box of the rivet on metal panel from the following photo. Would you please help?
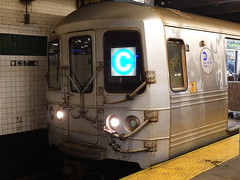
[146,71,156,84]
[144,140,157,152]
[144,110,158,122]
[98,86,104,95]
[199,40,206,47]
[97,62,104,69]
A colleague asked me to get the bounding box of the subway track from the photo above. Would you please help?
[13,133,239,180]
[13,132,239,180]
[6,117,239,180]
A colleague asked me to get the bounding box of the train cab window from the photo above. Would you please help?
[69,36,93,93]
[48,39,61,90]
[167,39,187,91]
[104,30,144,93]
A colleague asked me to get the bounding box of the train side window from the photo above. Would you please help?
[48,39,61,90]
[167,39,187,91]
[104,30,144,93]
[69,36,93,93]
[225,38,240,81]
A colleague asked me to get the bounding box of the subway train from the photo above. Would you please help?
[46,1,240,169]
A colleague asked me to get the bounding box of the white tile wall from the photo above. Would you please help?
[0,0,76,135]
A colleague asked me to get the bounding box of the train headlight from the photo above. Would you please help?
[124,116,140,132]
[56,110,64,120]
[106,114,120,131]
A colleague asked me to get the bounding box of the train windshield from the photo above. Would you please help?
[69,36,93,93]
[104,30,144,93]
[48,39,61,90]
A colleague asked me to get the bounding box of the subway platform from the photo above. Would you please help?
[122,134,239,180]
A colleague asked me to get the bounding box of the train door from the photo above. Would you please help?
[66,31,98,145]
[225,38,240,124]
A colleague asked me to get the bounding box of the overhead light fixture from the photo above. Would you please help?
[19,0,34,24]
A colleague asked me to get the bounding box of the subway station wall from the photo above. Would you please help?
[0,0,76,135]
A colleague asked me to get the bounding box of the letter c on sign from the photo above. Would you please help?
[111,48,136,76]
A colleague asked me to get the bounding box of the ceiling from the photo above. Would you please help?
[156,0,240,23]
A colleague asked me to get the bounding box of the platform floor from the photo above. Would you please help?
[121,133,239,180]
[192,155,240,179]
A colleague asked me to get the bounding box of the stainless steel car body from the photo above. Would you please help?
[47,1,240,168]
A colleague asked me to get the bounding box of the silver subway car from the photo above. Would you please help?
[46,1,240,168]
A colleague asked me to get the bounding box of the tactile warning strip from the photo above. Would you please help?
[122,134,239,180]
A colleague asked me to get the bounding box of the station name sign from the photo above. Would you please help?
[10,60,38,66]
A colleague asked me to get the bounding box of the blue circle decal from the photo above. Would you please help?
[111,48,136,76]
[200,48,214,74]
[202,51,208,61]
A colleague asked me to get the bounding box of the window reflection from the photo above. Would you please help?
[167,39,187,91]
[48,39,61,90]
[226,39,240,81]
[104,31,144,93]
[69,36,93,93]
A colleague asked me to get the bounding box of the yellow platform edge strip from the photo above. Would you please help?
[122,134,239,180]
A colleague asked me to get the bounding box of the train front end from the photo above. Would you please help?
[46,1,170,169]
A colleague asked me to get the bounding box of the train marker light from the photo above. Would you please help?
[125,116,140,131]
[106,114,120,131]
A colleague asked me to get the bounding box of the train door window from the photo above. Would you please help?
[48,39,61,90]
[69,36,93,93]
[104,30,144,93]
[167,39,187,91]
[225,38,240,81]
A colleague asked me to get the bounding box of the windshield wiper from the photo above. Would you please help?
[104,71,156,104]
[103,81,147,104]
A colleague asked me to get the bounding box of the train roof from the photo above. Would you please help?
[54,1,240,37]
[153,6,240,36]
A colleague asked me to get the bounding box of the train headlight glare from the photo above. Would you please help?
[56,110,64,119]
[125,116,140,132]
[106,114,120,131]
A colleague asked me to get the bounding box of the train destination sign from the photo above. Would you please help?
[111,47,137,76]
